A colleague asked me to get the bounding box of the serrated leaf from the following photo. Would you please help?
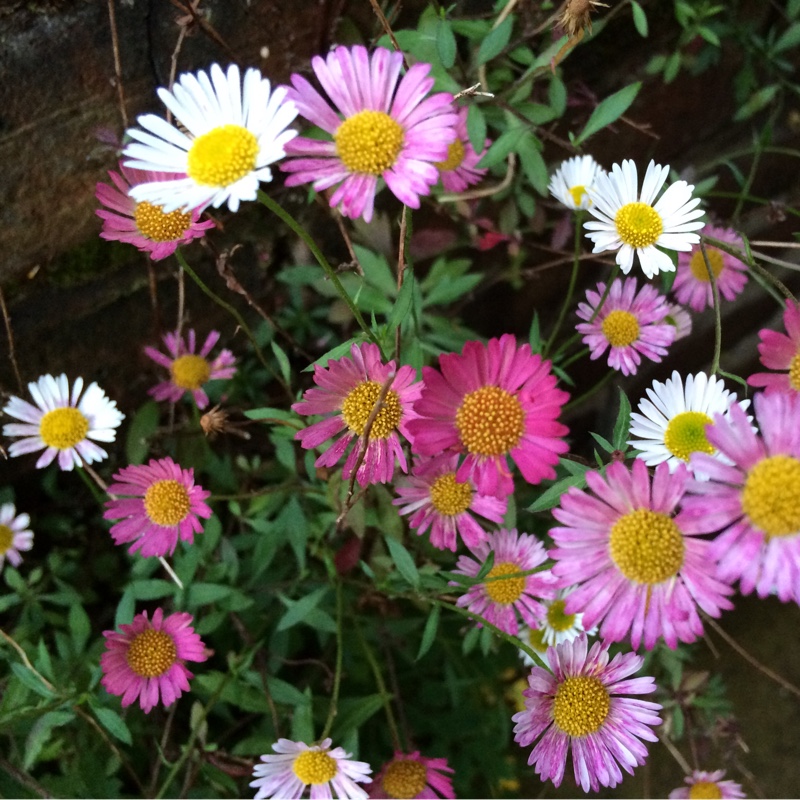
[93,706,132,745]
[477,15,513,65]
[612,388,632,449]
[527,473,589,512]
[416,605,441,661]
[385,536,420,588]
[125,401,160,465]
[631,1,648,36]
[436,18,457,68]
[575,82,641,145]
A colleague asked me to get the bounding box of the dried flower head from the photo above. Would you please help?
[560,0,609,38]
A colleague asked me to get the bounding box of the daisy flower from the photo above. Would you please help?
[95,163,214,260]
[748,299,800,394]
[0,503,33,571]
[369,751,454,799]
[512,636,662,793]
[665,301,693,341]
[516,624,550,667]
[576,277,676,376]
[250,738,372,800]
[435,106,489,193]
[292,342,422,487]
[393,453,507,552]
[682,391,800,604]
[281,45,458,222]
[145,328,236,409]
[548,154,604,210]
[550,459,734,649]
[407,334,570,499]
[452,528,556,636]
[669,769,746,799]
[123,63,298,213]
[100,608,207,713]
[584,159,705,279]
[103,457,212,558]
[2,374,124,471]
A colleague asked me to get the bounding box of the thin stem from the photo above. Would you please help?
[106,0,128,129]
[159,556,184,590]
[658,732,692,775]
[699,242,722,375]
[395,205,410,362]
[320,581,344,740]
[0,285,23,393]
[77,464,106,506]
[545,211,583,356]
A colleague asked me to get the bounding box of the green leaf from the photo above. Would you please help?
[734,84,779,121]
[590,432,614,454]
[384,536,420,588]
[68,603,91,654]
[24,710,74,769]
[612,388,632,450]
[664,51,682,83]
[245,406,300,424]
[270,341,292,386]
[10,663,54,698]
[548,76,567,117]
[303,338,362,371]
[476,128,525,169]
[277,587,330,632]
[131,579,177,601]
[516,134,548,194]
[387,271,416,330]
[331,694,387,740]
[93,706,132,745]
[115,589,136,628]
[462,624,480,655]
[354,245,395,296]
[267,676,310,706]
[477,15,513,65]
[575,82,641,145]
[187,582,233,607]
[416,604,441,660]
[125,401,160,465]
[466,105,487,154]
[631,0,648,36]
[436,18,457,68]
[527,473,589,512]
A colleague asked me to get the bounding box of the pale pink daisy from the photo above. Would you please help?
[282,45,458,222]
[748,299,800,395]
[393,453,506,552]
[576,277,676,376]
[145,328,236,409]
[250,738,372,800]
[407,334,570,499]
[665,301,693,341]
[683,391,800,604]
[103,457,212,558]
[669,769,746,799]
[0,503,33,571]
[452,528,556,636]
[100,607,207,713]
[369,751,454,799]
[435,106,489,193]
[95,163,214,260]
[292,342,421,487]
[550,459,734,649]
[512,636,662,793]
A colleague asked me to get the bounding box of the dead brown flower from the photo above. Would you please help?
[560,0,609,38]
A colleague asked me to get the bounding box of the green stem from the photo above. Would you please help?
[545,211,584,357]
[320,580,344,740]
[699,241,723,376]
[564,369,614,413]
[77,465,105,506]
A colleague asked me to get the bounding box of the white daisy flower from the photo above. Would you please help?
[584,159,705,278]
[0,503,33,571]
[2,374,124,471]
[123,63,298,213]
[517,624,548,668]
[548,154,604,210]
[665,301,692,341]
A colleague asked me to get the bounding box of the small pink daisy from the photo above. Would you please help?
[100,607,207,713]
[683,391,800,604]
[452,528,556,636]
[512,636,662,793]
[669,769,746,799]
[748,299,800,395]
[282,45,458,222]
[576,277,676,376]
[550,459,734,650]
[95,163,214,260]
[0,503,33,571]
[435,106,489,193]
[393,453,507,552]
[369,751,454,799]
[407,334,570,499]
[103,457,212,558]
[292,342,422,487]
[145,328,236,409]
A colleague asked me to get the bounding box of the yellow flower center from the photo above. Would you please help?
[546,599,577,632]
[569,184,587,206]
[689,247,724,282]
[171,354,211,391]
[485,561,525,605]
[688,781,723,800]
[39,407,90,450]
[614,201,664,248]
[552,675,610,737]
[455,386,524,456]
[741,455,800,538]
[334,110,404,175]
[126,629,177,678]
[0,524,13,555]
[143,479,191,526]
[527,626,548,653]
[428,472,473,516]
[663,411,715,461]
[292,750,338,786]
[601,309,640,347]
[341,380,402,439]
[435,139,466,172]
[789,352,800,391]
[609,508,685,584]
[381,760,428,799]
[134,201,193,242]
[186,124,259,187]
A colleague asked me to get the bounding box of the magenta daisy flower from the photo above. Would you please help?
[0,503,33,571]
[435,106,489,193]
[576,277,676,376]
[550,459,734,649]
[393,453,506,552]
[103,457,212,558]
[683,391,800,604]
[669,769,746,799]
[452,528,556,636]
[512,636,662,793]
[672,226,748,312]
[369,751,454,799]
[281,45,458,222]
[145,328,236,409]
[100,607,207,713]
[95,163,214,260]
[748,299,800,395]
[407,334,570,499]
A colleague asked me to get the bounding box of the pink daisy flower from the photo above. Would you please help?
[100,607,207,713]
[95,163,214,260]
[145,328,236,409]
[665,301,693,342]
[369,751,454,799]
[0,503,33,571]
[103,457,212,558]
[407,334,570,499]
[452,528,557,636]
[435,106,489,193]
[669,769,746,799]
[550,459,734,650]
[393,453,507,552]
[576,277,676,376]
[683,391,800,604]
[281,45,458,222]
[748,299,800,395]
[512,636,662,793]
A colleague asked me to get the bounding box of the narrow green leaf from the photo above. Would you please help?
[527,473,589,512]
[612,388,632,450]
[331,694,387,740]
[125,401,160,465]
[245,406,300,423]
[466,105,487,154]
[575,82,641,145]
[267,676,310,706]
[68,603,91,654]
[270,341,292,385]
[303,338,361,371]
[734,84,779,121]
[476,128,524,169]
[186,582,233,607]
[10,663,54,698]
[24,710,74,769]
[436,18,457,68]
[385,536,420,588]
[387,271,416,330]
[416,605,441,661]
[590,431,614,454]
[631,1,648,37]
[93,706,132,745]
[477,16,513,65]
[115,589,136,628]
[277,587,329,632]
[516,134,548,194]
[131,579,177,601]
